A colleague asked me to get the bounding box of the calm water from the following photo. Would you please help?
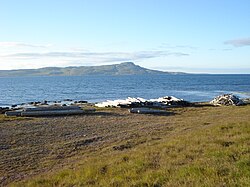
[0,74,250,106]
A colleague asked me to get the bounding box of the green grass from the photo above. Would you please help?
[0,114,28,122]
[13,107,250,187]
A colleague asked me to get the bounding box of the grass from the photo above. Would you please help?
[11,106,250,187]
[0,114,29,122]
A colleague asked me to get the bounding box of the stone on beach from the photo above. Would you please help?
[210,94,244,106]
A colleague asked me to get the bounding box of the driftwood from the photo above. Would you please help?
[0,107,10,114]
[242,98,250,105]
[5,111,22,117]
[5,106,95,117]
[24,106,81,111]
[20,109,85,117]
[210,94,244,106]
[129,108,168,114]
[96,96,190,108]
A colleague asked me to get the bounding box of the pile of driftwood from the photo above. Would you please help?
[210,94,244,106]
[95,96,190,108]
[5,106,95,117]
[243,98,250,104]
[0,107,10,114]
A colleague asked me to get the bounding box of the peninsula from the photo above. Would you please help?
[0,62,185,77]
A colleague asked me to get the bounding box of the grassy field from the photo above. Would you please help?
[1,105,250,186]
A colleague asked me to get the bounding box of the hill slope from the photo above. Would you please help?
[0,62,184,77]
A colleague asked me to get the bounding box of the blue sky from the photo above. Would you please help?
[0,0,249,73]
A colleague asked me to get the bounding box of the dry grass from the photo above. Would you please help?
[0,114,28,122]
[1,105,250,186]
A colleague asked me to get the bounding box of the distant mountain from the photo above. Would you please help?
[0,62,185,77]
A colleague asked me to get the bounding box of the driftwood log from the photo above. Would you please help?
[5,106,95,117]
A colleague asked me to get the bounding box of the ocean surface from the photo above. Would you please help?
[0,74,250,106]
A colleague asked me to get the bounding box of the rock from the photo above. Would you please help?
[41,100,48,105]
[74,100,88,104]
[0,145,11,150]
[210,94,244,106]
[78,100,88,104]
[63,99,73,101]
[28,101,41,105]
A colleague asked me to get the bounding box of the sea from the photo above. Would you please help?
[0,74,250,107]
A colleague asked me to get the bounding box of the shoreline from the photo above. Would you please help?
[1,94,250,109]
[1,92,250,108]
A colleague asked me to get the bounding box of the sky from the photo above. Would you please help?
[0,0,250,73]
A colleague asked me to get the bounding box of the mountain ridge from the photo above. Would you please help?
[0,62,186,77]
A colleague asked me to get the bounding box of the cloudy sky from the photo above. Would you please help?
[0,0,250,73]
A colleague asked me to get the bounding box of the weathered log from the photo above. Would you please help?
[24,106,81,111]
[21,109,85,117]
[5,107,95,117]
[5,111,22,117]
[129,108,167,114]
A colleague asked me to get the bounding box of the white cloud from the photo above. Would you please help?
[224,38,250,47]
[0,42,52,48]
[159,43,197,50]
[0,43,190,70]
[2,50,188,60]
